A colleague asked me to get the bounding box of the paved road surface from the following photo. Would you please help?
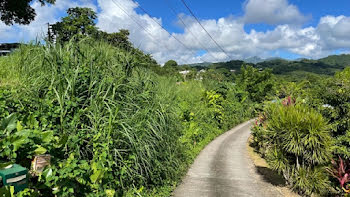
[173,120,283,197]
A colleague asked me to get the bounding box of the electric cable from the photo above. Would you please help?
[164,0,218,61]
[180,0,232,60]
[110,0,172,52]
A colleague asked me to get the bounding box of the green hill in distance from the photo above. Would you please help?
[185,54,350,81]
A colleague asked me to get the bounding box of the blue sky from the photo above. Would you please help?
[134,0,350,32]
[140,1,347,23]
[1,0,350,64]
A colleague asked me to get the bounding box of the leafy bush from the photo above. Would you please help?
[317,68,350,158]
[236,65,276,103]
[0,113,58,166]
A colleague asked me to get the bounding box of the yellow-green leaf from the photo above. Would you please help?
[105,189,115,197]
[34,146,47,155]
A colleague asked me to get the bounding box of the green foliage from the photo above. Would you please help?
[276,80,311,99]
[319,54,350,67]
[256,57,349,80]
[260,66,350,195]
[253,101,333,195]
[292,67,350,160]
[94,29,132,50]
[236,65,276,103]
[149,63,183,81]
[201,68,232,82]
[210,60,251,71]
[174,80,254,162]
[164,60,178,68]
[0,114,56,170]
[0,185,14,197]
[52,7,97,42]
[0,0,55,25]
[50,7,148,64]
[316,68,350,159]
[290,166,330,196]
[0,39,178,196]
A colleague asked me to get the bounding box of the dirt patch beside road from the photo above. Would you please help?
[246,136,300,197]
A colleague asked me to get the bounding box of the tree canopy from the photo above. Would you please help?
[51,7,132,50]
[236,65,275,102]
[94,29,131,50]
[0,0,55,25]
[164,60,178,68]
[52,7,97,42]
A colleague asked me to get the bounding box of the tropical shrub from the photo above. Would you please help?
[252,99,333,195]
[327,157,350,195]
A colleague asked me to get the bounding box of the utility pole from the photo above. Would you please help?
[47,23,54,42]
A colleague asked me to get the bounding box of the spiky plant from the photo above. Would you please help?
[255,100,333,195]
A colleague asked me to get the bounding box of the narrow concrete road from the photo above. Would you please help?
[173,120,283,197]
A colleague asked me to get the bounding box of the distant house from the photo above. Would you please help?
[196,69,207,80]
[179,70,190,75]
[0,50,11,56]
[230,69,236,73]
[179,70,191,81]
[0,43,20,56]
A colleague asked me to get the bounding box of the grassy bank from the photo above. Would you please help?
[0,40,255,196]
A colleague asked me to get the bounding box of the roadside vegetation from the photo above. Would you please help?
[0,38,260,196]
[0,7,277,197]
[252,67,350,196]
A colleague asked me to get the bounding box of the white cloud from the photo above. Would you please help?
[248,25,322,57]
[243,0,308,26]
[96,0,203,64]
[173,14,350,61]
[0,23,13,42]
[317,15,350,50]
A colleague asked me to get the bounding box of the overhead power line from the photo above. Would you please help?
[179,0,232,60]
[135,1,206,62]
[112,0,206,63]
[164,0,218,61]
[110,0,171,52]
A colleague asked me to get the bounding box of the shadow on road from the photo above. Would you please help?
[255,166,286,186]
